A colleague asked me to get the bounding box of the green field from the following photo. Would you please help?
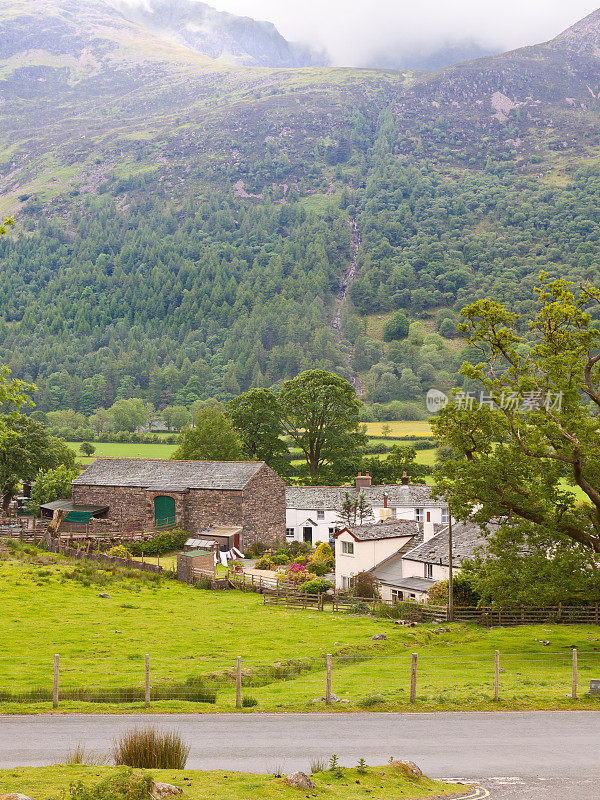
[0,765,460,800]
[364,422,432,437]
[69,442,177,465]
[1,548,599,714]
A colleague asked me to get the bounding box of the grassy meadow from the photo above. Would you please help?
[0,766,462,800]
[1,548,600,714]
[69,441,177,465]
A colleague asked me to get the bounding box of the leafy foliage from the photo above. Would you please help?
[129,530,188,556]
[432,277,600,554]
[171,406,243,461]
[27,464,80,517]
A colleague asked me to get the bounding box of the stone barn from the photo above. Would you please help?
[71,458,286,549]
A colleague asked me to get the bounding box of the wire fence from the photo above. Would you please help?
[2,649,599,709]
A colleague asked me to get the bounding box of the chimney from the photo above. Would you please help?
[401,472,409,486]
[355,472,372,489]
[383,492,388,509]
[423,521,436,541]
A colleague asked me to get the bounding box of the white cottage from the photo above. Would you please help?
[286,474,449,546]
[369,520,491,603]
[333,519,427,591]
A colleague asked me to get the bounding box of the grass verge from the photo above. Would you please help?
[0,765,465,800]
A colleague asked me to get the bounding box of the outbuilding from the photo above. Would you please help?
[71,458,286,550]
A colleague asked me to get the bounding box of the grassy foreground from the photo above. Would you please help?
[2,549,600,713]
[0,765,465,800]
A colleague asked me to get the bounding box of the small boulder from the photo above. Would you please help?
[371,634,388,641]
[390,760,423,779]
[151,784,183,800]
[284,773,316,791]
[99,593,112,599]
[1,794,36,800]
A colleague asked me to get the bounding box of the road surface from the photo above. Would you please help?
[0,712,598,799]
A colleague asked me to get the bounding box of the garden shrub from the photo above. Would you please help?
[299,578,333,594]
[255,551,275,570]
[353,571,380,599]
[107,545,129,559]
[307,559,331,576]
[129,530,187,556]
[194,575,212,590]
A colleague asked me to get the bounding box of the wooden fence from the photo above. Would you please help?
[262,589,600,626]
[46,540,173,576]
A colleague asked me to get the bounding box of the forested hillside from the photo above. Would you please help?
[3,1,600,415]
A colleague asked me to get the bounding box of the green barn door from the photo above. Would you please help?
[154,496,176,528]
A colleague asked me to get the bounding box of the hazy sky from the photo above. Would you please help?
[208,0,600,65]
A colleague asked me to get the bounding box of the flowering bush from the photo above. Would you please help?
[107,545,129,559]
[285,563,317,585]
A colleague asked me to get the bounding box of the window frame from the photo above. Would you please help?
[341,540,355,555]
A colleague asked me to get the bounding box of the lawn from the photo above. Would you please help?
[69,441,177,465]
[2,549,600,714]
[0,765,461,800]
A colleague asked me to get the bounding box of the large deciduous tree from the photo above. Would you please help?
[171,406,243,461]
[432,277,600,554]
[0,414,76,510]
[279,370,366,483]
[228,388,289,472]
[27,464,80,517]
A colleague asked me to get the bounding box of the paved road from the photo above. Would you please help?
[1,712,598,799]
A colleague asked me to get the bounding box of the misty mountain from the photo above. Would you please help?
[112,0,327,67]
[363,40,500,71]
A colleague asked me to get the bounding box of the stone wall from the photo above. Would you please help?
[72,484,148,523]
[241,463,286,549]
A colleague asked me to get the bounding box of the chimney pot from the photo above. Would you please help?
[355,473,372,489]
[401,471,409,486]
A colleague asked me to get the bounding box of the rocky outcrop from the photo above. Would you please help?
[112,0,327,67]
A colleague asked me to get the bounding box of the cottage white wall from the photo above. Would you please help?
[335,532,413,590]
[402,558,453,582]
[285,508,344,543]
[286,504,448,543]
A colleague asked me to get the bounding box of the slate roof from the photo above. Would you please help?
[393,576,436,593]
[73,459,265,491]
[40,500,108,514]
[338,519,422,541]
[286,484,447,509]
[402,521,494,567]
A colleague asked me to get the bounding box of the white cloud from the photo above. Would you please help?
[207,0,600,65]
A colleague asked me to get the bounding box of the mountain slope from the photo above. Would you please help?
[3,2,600,414]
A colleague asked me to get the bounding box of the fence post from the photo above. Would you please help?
[145,654,150,708]
[572,648,578,700]
[53,654,60,709]
[494,650,500,701]
[236,656,242,709]
[325,653,332,704]
[410,653,418,703]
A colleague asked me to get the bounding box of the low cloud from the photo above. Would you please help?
[208,0,600,66]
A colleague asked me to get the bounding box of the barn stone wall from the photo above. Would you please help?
[72,463,286,548]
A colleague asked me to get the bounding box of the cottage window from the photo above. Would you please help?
[342,541,354,555]
[391,589,403,603]
[317,510,325,520]
[329,526,340,534]
[425,563,433,579]
[441,508,449,524]
[286,528,295,538]
[342,576,351,590]
[415,508,424,522]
